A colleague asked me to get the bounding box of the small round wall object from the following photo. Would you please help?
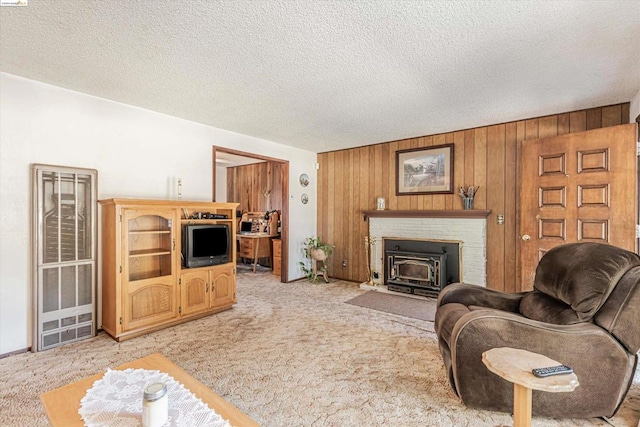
[301,193,309,204]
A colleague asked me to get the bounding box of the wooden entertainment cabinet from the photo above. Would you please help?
[99,199,239,341]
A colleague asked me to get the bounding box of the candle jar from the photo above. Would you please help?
[142,382,168,427]
[376,197,386,210]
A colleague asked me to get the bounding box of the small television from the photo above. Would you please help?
[182,224,230,268]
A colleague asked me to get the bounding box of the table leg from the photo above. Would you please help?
[253,239,259,273]
[513,383,532,427]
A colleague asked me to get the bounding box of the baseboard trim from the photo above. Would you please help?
[0,347,31,359]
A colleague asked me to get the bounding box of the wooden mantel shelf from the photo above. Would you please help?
[363,209,492,220]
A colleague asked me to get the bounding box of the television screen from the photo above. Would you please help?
[192,226,228,257]
[183,224,230,268]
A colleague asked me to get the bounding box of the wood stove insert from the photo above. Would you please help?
[384,238,460,297]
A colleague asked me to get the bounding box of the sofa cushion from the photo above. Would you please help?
[519,290,581,324]
[532,243,640,322]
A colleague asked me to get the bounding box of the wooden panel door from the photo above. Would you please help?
[180,269,209,316]
[210,264,235,308]
[520,124,637,290]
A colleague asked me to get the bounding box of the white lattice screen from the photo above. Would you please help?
[32,164,97,351]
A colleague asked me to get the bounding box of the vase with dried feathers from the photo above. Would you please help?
[459,186,479,210]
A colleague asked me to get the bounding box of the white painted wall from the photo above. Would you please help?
[630,88,640,123]
[0,73,317,354]
[215,166,228,202]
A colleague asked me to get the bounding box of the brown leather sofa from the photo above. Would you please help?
[434,242,640,418]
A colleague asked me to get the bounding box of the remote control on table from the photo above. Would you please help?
[531,365,573,377]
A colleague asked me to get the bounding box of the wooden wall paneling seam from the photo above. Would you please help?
[515,120,526,291]
[409,138,419,211]
[319,153,329,255]
[558,113,570,135]
[333,151,343,279]
[388,141,399,211]
[349,149,357,280]
[443,133,455,210]
[474,128,488,210]
[602,104,623,127]
[415,137,427,210]
[422,137,434,210]
[463,129,475,209]
[361,146,371,280]
[538,115,558,139]
[326,151,336,277]
[381,143,390,212]
[341,150,350,279]
[453,132,465,210]
[621,104,630,124]
[525,119,539,141]
[586,108,602,130]
[504,122,518,293]
[569,111,587,133]
[486,124,506,290]
[432,134,447,210]
[396,140,411,210]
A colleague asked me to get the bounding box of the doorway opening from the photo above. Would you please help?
[212,147,289,283]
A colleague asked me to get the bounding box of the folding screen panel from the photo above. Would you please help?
[32,164,97,351]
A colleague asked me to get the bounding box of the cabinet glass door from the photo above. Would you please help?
[122,209,177,331]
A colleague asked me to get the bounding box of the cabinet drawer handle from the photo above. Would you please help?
[206,282,209,293]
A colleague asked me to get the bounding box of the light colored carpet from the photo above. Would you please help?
[0,272,639,426]
[345,290,437,322]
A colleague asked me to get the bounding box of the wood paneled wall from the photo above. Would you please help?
[227,162,284,215]
[317,103,630,292]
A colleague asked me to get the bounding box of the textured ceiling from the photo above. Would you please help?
[1,1,639,153]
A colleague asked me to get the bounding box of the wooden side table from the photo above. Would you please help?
[482,347,579,427]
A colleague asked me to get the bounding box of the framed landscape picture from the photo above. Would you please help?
[396,144,454,195]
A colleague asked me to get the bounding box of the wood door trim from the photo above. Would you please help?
[212,146,290,283]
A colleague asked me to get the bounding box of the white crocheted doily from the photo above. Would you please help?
[79,368,232,427]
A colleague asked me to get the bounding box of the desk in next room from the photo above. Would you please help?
[238,233,272,273]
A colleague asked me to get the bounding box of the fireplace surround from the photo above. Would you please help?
[365,209,490,289]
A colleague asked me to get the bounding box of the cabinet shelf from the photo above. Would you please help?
[180,219,232,224]
[129,248,171,258]
[129,271,172,282]
[129,230,171,235]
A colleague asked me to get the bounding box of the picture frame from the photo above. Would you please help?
[396,144,454,195]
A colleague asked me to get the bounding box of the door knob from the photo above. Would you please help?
[522,234,531,241]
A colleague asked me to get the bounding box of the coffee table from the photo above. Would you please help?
[482,347,578,427]
[40,353,258,427]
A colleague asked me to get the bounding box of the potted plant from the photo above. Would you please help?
[299,237,334,283]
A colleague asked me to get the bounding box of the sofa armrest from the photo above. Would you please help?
[449,309,635,418]
[437,283,526,313]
